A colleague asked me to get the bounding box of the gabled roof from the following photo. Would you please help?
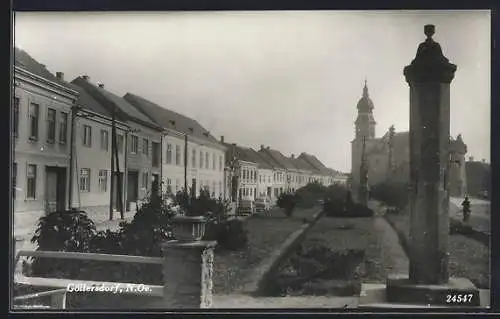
[71,77,161,130]
[245,148,274,169]
[14,47,75,92]
[69,82,112,118]
[124,93,219,144]
[292,156,319,173]
[222,142,257,165]
[257,148,286,170]
[260,147,298,170]
[298,152,330,174]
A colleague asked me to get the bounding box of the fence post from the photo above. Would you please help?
[161,240,216,308]
[50,291,67,309]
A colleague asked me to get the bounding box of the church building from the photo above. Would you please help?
[350,81,468,200]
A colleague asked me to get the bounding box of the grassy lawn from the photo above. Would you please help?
[385,212,490,289]
[212,206,321,294]
[304,217,387,283]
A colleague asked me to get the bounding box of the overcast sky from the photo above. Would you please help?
[14,10,490,172]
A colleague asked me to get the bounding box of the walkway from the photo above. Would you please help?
[373,216,409,275]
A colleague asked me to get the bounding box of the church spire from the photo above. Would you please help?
[363,78,369,98]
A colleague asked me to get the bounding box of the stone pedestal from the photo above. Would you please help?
[161,240,216,308]
[386,24,479,306]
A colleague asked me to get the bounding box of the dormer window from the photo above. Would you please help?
[169,120,176,126]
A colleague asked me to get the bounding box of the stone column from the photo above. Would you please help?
[403,24,456,285]
[161,240,216,308]
[385,25,479,307]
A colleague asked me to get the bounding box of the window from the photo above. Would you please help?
[46,108,56,143]
[219,181,222,197]
[142,171,148,189]
[12,163,17,199]
[79,168,90,192]
[175,145,181,165]
[98,170,108,192]
[27,164,37,199]
[142,138,149,156]
[152,142,160,167]
[130,135,138,154]
[219,155,223,171]
[116,134,124,153]
[166,144,172,164]
[212,153,216,170]
[82,125,92,147]
[205,152,209,169]
[100,130,109,150]
[29,103,39,140]
[166,178,172,193]
[59,112,68,145]
[199,151,203,168]
[13,97,19,137]
[192,149,196,168]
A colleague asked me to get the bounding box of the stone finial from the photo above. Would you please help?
[404,24,457,84]
[424,24,435,39]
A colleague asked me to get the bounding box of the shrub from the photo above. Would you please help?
[277,193,299,217]
[30,209,97,278]
[370,181,410,209]
[217,219,249,250]
[295,182,328,208]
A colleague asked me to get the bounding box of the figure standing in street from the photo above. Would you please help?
[462,195,471,223]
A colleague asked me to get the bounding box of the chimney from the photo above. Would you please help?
[291,154,295,159]
[56,72,64,80]
[266,146,270,150]
[82,75,90,81]
[98,83,104,88]
[220,136,224,143]
[260,145,264,150]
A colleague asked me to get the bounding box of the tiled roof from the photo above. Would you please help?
[257,149,286,170]
[14,47,76,92]
[298,152,330,174]
[71,77,160,129]
[222,142,257,164]
[69,82,113,118]
[124,93,220,144]
[245,148,274,169]
[292,157,318,172]
[260,148,298,170]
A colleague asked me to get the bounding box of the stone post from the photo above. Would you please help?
[161,240,217,308]
[404,24,456,285]
[385,25,479,307]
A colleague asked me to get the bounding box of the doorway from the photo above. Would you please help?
[45,166,66,213]
[127,170,139,209]
[112,172,124,211]
[152,174,159,196]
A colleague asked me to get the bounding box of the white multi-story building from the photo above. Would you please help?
[67,80,128,222]
[73,77,164,214]
[257,146,287,199]
[124,93,226,199]
[12,48,79,246]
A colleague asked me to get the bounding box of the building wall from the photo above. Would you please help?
[257,168,273,198]
[272,168,287,198]
[13,70,77,239]
[238,161,258,200]
[125,121,162,201]
[71,113,127,221]
[161,133,225,199]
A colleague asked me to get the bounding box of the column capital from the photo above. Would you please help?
[404,25,457,84]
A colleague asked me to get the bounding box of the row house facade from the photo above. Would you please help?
[222,141,259,201]
[124,93,226,199]
[67,80,128,223]
[71,77,164,214]
[12,49,79,242]
[257,147,287,198]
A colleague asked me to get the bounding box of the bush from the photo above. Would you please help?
[323,189,374,218]
[370,181,410,209]
[277,193,299,217]
[30,210,97,278]
[295,182,328,208]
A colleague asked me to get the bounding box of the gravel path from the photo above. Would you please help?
[373,217,409,275]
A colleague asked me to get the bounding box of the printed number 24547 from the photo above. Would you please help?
[446,294,474,303]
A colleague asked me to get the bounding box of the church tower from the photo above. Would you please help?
[351,80,376,199]
[355,80,377,140]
